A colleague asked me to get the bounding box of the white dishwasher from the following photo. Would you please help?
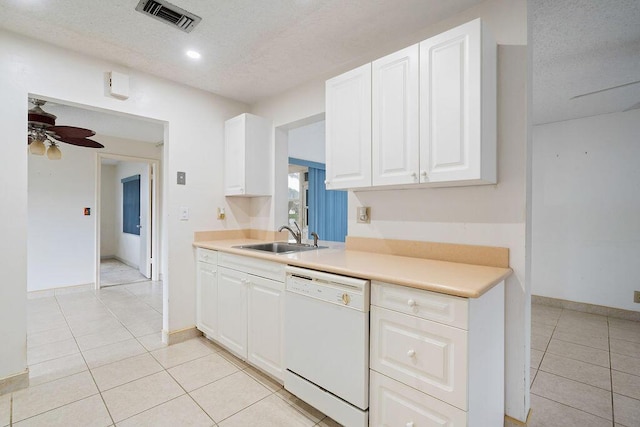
[284,266,370,427]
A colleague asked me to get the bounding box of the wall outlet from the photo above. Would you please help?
[356,206,370,224]
[217,207,225,220]
[634,291,640,304]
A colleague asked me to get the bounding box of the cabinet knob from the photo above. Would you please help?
[407,349,416,358]
[324,180,329,185]
[240,188,244,193]
[411,172,418,181]
[420,170,428,182]
[407,299,416,307]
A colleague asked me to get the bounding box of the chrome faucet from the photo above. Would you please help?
[278,221,302,244]
[310,232,319,247]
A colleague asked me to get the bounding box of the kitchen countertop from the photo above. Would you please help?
[194,239,512,298]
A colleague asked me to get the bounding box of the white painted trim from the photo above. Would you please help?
[0,368,29,394]
[95,153,160,290]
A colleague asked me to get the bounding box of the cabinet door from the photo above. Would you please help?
[224,114,246,195]
[420,18,495,184]
[247,275,284,381]
[325,63,372,189]
[196,261,218,339]
[217,266,248,358]
[372,44,420,186]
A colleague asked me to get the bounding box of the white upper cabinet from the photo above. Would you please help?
[372,44,420,186]
[325,63,372,190]
[419,18,496,185]
[224,113,273,196]
[325,18,496,190]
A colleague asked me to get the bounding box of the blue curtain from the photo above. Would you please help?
[307,167,347,242]
[122,175,140,235]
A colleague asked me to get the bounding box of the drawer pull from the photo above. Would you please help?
[407,299,416,307]
[407,349,416,358]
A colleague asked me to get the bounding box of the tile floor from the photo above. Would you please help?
[3,283,638,426]
[1,281,338,426]
[528,304,640,427]
[100,259,148,287]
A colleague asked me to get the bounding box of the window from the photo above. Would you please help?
[122,175,140,235]
[288,165,308,229]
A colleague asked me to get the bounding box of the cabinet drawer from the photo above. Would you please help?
[372,281,468,329]
[218,252,285,282]
[370,306,468,410]
[370,370,467,427]
[197,248,217,265]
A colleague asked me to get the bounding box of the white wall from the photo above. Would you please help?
[532,110,640,312]
[100,164,117,257]
[0,30,248,382]
[114,161,148,268]
[288,120,326,164]
[251,0,529,420]
[28,136,160,291]
[28,144,96,291]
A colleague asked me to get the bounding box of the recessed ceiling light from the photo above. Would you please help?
[186,50,201,60]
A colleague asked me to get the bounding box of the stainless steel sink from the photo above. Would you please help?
[234,242,326,254]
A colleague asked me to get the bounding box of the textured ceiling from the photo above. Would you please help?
[532,0,640,125]
[0,0,481,104]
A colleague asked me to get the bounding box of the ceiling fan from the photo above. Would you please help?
[27,98,104,160]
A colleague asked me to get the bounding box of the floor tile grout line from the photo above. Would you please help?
[607,316,616,425]
[529,390,615,424]
[162,362,219,426]
[536,367,614,393]
[54,291,118,427]
[530,307,558,389]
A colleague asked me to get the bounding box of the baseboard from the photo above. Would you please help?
[533,295,640,322]
[162,327,202,345]
[112,256,139,270]
[504,408,532,426]
[28,283,94,299]
[0,369,29,395]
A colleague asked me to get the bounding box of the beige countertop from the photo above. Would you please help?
[193,239,512,299]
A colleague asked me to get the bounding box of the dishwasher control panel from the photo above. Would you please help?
[286,266,369,311]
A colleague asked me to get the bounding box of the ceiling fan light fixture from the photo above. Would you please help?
[29,137,46,156]
[46,142,62,160]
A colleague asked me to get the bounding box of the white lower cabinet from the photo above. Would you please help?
[196,249,218,339]
[217,266,248,358]
[203,252,285,382]
[370,281,505,426]
[248,275,285,380]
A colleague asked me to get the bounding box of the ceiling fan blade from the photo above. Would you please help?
[623,101,640,112]
[571,80,640,100]
[48,125,95,138]
[52,135,104,148]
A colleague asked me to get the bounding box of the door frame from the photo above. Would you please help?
[95,153,160,289]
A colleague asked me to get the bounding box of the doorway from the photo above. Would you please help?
[97,154,159,288]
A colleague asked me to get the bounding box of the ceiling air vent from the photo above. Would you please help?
[135,0,201,33]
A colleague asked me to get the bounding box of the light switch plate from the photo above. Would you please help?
[177,171,186,185]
